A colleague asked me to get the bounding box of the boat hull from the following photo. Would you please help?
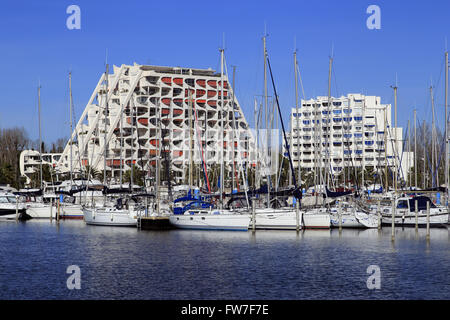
[0,208,30,220]
[60,204,84,219]
[330,212,379,228]
[381,212,449,227]
[25,204,57,219]
[169,214,250,231]
[83,208,137,227]
[252,209,303,230]
[303,213,331,229]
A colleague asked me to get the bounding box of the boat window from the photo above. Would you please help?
[397,200,408,209]
[0,197,8,203]
[408,197,436,211]
[7,197,17,203]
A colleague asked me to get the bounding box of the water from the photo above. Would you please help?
[0,220,449,300]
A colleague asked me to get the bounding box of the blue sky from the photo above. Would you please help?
[0,0,449,144]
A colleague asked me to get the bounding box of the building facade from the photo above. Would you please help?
[19,150,62,185]
[287,93,413,184]
[49,63,256,185]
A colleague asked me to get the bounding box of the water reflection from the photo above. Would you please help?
[0,220,449,299]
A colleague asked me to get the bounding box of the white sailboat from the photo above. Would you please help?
[302,209,332,229]
[323,200,379,228]
[83,205,139,227]
[251,207,303,230]
[169,208,251,231]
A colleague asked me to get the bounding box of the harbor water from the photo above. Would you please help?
[0,220,449,300]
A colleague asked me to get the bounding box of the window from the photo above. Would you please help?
[397,200,408,209]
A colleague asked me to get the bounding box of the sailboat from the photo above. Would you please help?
[169,47,251,231]
[83,63,144,227]
[23,83,58,219]
[83,198,142,227]
[249,37,329,230]
[59,71,84,219]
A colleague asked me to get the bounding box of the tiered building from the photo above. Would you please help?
[52,63,257,184]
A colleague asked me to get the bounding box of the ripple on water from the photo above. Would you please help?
[0,221,449,299]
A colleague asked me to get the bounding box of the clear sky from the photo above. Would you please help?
[0,0,449,145]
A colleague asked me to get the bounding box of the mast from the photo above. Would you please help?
[231,66,237,192]
[430,84,436,187]
[384,107,388,192]
[294,49,300,187]
[423,120,426,189]
[130,96,135,189]
[266,55,299,192]
[38,83,43,190]
[120,103,123,188]
[220,48,225,209]
[326,55,333,188]
[103,63,109,188]
[254,99,260,189]
[189,89,193,189]
[263,35,270,208]
[69,72,73,187]
[392,84,398,192]
[445,50,449,204]
[407,120,411,189]
[156,93,161,215]
[289,113,292,187]
[414,109,417,189]
[362,98,366,191]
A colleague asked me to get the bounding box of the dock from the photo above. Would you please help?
[139,216,174,230]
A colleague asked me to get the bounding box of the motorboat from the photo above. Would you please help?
[380,195,449,227]
[0,191,30,220]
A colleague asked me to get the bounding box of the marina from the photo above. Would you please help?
[1,1,450,303]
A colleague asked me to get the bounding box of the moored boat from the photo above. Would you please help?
[169,209,250,231]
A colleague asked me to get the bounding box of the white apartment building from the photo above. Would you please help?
[44,63,256,185]
[19,150,62,185]
[287,94,413,183]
